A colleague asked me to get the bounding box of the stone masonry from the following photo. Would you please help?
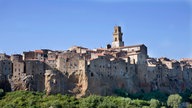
[0,26,191,97]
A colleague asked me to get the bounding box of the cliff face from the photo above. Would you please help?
[0,26,191,97]
[0,49,192,97]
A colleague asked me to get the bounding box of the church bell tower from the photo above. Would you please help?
[112,26,124,48]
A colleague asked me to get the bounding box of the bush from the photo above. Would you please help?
[129,90,168,103]
[0,89,5,98]
[114,89,129,97]
[79,95,103,108]
[180,89,192,102]
[167,94,182,108]
[143,91,168,102]
[132,99,150,107]
[150,99,160,108]
[189,94,192,103]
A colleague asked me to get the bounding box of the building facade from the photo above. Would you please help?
[0,26,191,97]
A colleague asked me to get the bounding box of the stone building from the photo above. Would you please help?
[0,26,191,97]
[0,53,12,91]
[87,55,137,95]
[0,53,12,77]
[25,60,45,91]
[11,54,25,90]
[0,53,10,61]
[23,49,51,62]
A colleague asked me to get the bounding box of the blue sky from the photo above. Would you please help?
[0,0,191,59]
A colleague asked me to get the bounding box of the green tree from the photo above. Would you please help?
[167,94,182,108]
[150,99,160,108]
[79,95,103,108]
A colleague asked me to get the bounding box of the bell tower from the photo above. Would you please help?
[112,26,124,48]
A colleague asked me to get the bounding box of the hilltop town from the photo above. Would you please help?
[0,26,191,97]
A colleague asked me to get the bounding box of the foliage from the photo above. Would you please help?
[190,94,192,102]
[78,95,103,108]
[114,89,129,97]
[131,99,150,107]
[0,89,5,98]
[129,90,168,103]
[0,91,77,108]
[149,99,160,108]
[187,104,192,108]
[179,89,192,102]
[167,94,182,108]
[0,90,191,108]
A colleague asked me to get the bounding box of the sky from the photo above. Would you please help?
[0,0,191,60]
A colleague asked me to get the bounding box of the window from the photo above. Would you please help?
[115,38,117,41]
[91,73,94,77]
[115,29,117,33]
[66,58,69,62]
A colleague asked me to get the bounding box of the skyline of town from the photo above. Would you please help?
[0,0,191,59]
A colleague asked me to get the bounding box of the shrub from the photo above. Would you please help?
[79,95,103,108]
[150,99,160,108]
[180,89,192,102]
[132,99,150,107]
[129,90,168,104]
[114,89,129,97]
[143,91,168,102]
[189,94,192,103]
[167,94,182,108]
[0,89,5,98]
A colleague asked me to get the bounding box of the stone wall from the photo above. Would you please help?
[0,45,192,97]
[87,56,138,95]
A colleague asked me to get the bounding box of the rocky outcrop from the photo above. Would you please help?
[45,70,61,95]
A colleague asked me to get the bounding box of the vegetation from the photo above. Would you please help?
[167,94,182,108]
[0,90,191,108]
[128,90,169,103]
[0,89,5,99]
[149,99,160,108]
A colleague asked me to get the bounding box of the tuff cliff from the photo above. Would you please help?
[0,26,191,97]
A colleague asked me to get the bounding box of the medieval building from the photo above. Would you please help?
[0,26,191,97]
